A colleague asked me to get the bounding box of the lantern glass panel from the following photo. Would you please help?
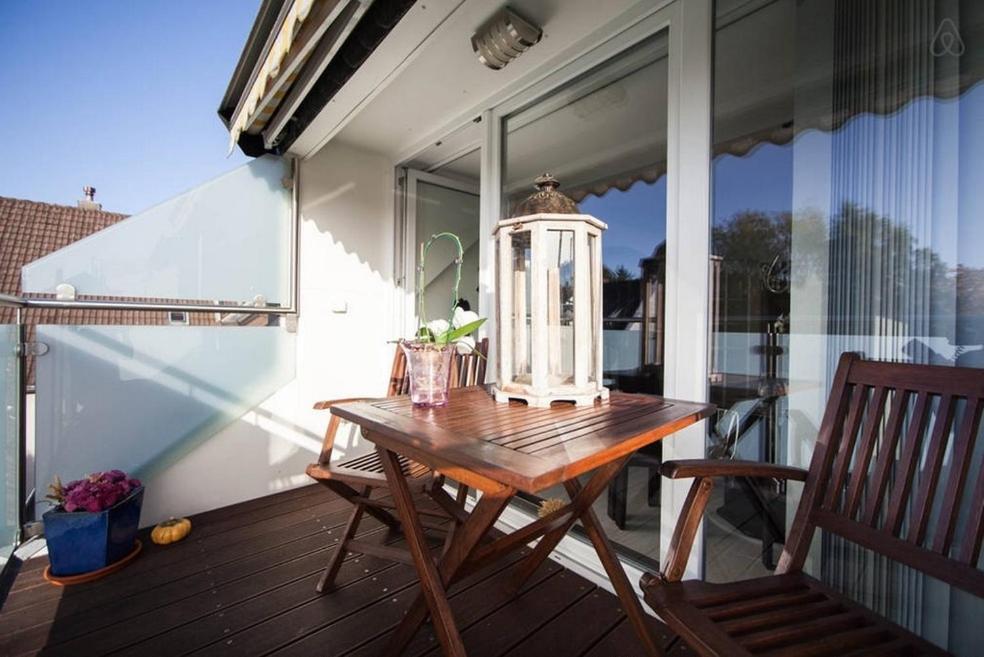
[511,230,532,384]
[588,232,598,384]
[546,230,575,386]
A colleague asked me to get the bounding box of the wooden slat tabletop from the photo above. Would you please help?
[332,386,714,494]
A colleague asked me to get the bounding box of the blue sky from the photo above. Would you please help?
[581,180,666,272]
[0,1,258,215]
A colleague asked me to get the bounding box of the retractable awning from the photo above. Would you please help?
[221,0,370,155]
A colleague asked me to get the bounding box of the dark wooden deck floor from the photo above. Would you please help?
[0,485,690,657]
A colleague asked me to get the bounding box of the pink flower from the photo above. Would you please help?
[50,470,141,513]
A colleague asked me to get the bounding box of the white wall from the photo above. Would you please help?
[292,141,399,463]
[140,142,398,525]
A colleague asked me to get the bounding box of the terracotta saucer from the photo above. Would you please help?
[43,539,143,586]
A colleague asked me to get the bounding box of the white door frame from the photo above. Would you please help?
[399,168,480,338]
[658,0,712,580]
[479,0,713,583]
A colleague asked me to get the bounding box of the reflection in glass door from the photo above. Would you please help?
[403,170,481,332]
[501,31,669,567]
[707,1,983,653]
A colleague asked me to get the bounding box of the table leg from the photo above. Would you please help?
[377,446,467,657]
[565,478,664,657]
[508,457,629,593]
[382,478,514,657]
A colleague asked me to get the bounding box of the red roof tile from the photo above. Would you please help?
[0,195,127,300]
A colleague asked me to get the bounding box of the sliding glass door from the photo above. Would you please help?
[707,1,983,652]
[499,32,669,566]
[396,0,714,580]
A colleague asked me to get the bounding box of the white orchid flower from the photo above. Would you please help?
[452,307,480,329]
[425,318,450,338]
[454,335,476,355]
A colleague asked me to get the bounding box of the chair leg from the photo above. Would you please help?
[442,484,470,556]
[647,464,661,507]
[606,465,629,530]
[317,485,369,593]
[324,479,402,531]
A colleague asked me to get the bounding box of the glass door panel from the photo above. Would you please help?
[708,0,983,652]
[501,30,669,567]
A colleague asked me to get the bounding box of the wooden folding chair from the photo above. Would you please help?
[305,338,488,592]
[642,352,984,656]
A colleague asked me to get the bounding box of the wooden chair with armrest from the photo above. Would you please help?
[642,352,984,657]
[306,338,488,593]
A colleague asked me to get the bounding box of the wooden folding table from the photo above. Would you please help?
[332,385,713,657]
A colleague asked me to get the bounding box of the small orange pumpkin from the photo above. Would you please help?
[151,517,192,545]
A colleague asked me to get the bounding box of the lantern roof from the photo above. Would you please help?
[494,212,608,234]
[513,173,580,215]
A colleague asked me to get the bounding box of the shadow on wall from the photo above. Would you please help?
[299,142,396,284]
[295,142,403,463]
[138,405,321,526]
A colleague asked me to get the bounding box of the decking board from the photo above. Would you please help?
[1,485,679,657]
[3,497,360,618]
[4,500,365,653]
[338,549,560,657]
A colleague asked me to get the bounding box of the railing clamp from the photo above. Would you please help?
[18,342,49,357]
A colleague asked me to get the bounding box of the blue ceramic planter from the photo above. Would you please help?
[43,486,144,576]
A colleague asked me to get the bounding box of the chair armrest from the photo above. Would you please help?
[655,461,806,583]
[312,397,373,411]
[661,459,807,482]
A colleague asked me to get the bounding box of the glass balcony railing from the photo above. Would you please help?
[21,156,292,307]
[33,324,295,517]
[0,318,20,574]
[1,155,298,557]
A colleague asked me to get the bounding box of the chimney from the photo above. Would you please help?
[78,185,102,210]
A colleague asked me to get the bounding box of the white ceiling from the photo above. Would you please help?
[333,0,643,161]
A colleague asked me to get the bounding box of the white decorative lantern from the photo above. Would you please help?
[493,175,608,407]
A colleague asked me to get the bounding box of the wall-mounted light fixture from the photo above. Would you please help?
[471,8,542,70]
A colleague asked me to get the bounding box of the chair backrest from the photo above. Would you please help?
[386,338,489,396]
[779,352,984,597]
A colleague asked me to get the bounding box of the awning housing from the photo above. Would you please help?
[218,0,380,156]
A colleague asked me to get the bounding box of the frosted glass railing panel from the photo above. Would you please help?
[1,324,20,568]
[22,156,291,304]
[34,325,294,514]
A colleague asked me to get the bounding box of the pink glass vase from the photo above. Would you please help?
[401,341,455,407]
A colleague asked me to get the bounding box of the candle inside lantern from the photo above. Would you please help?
[511,230,531,384]
[546,229,575,386]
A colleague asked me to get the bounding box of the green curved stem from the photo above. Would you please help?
[417,231,463,342]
